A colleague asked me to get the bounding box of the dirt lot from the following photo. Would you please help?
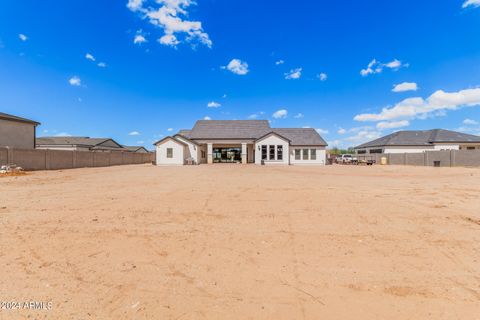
[1,164,479,319]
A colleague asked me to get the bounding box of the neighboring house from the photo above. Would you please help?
[154,120,328,165]
[355,129,480,154]
[0,112,40,149]
[123,146,150,153]
[36,137,125,152]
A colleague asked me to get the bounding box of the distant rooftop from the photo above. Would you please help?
[355,129,480,149]
[37,136,124,150]
[0,112,40,125]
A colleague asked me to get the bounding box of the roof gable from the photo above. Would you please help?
[153,136,188,147]
[0,112,40,125]
[256,131,291,143]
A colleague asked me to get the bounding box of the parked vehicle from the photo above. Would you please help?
[338,154,357,164]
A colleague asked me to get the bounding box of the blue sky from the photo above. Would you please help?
[1,0,480,149]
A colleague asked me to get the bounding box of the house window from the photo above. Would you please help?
[261,145,267,160]
[167,148,173,158]
[302,149,309,160]
[467,147,475,150]
[357,150,366,154]
[295,149,301,160]
[277,145,283,160]
[269,145,275,160]
[369,149,383,154]
[310,149,316,160]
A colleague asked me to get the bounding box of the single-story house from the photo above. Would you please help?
[36,137,125,152]
[355,129,480,154]
[0,112,40,149]
[154,120,328,165]
[122,146,150,153]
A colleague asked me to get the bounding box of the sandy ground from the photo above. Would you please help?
[1,164,479,319]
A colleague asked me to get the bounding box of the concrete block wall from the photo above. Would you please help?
[0,147,153,171]
[357,150,480,167]
[454,150,480,167]
[75,151,95,168]
[405,153,424,166]
[425,151,451,167]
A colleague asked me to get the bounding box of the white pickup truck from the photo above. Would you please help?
[337,154,358,164]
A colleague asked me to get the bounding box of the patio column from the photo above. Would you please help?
[241,143,247,164]
[207,143,213,164]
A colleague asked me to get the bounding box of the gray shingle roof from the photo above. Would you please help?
[177,129,192,138]
[36,137,124,149]
[271,128,328,146]
[188,120,271,139]
[355,129,480,149]
[123,146,149,153]
[0,112,40,125]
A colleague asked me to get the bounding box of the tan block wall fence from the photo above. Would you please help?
[0,147,154,171]
[356,150,480,167]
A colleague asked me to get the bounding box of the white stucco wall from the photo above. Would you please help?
[384,146,437,153]
[155,139,185,165]
[290,147,326,165]
[174,135,200,164]
[433,144,460,151]
[254,134,290,165]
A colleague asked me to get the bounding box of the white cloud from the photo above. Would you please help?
[127,0,212,48]
[136,140,145,144]
[207,101,221,108]
[97,62,107,68]
[134,34,147,44]
[361,59,408,77]
[167,128,173,132]
[463,0,480,8]
[55,132,72,137]
[69,76,81,86]
[337,128,347,135]
[344,129,382,144]
[317,73,328,81]
[293,113,304,119]
[316,128,329,135]
[393,82,418,92]
[463,118,479,125]
[223,59,249,75]
[272,109,288,119]
[248,111,265,119]
[275,60,285,65]
[203,116,211,120]
[85,53,95,61]
[354,88,480,122]
[129,131,140,136]
[384,59,403,69]
[19,34,28,42]
[376,120,410,130]
[159,34,180,47]
[127,0,144,11]
[285,68,302,80]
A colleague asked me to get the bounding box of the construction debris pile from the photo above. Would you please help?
[0,164,25,176]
